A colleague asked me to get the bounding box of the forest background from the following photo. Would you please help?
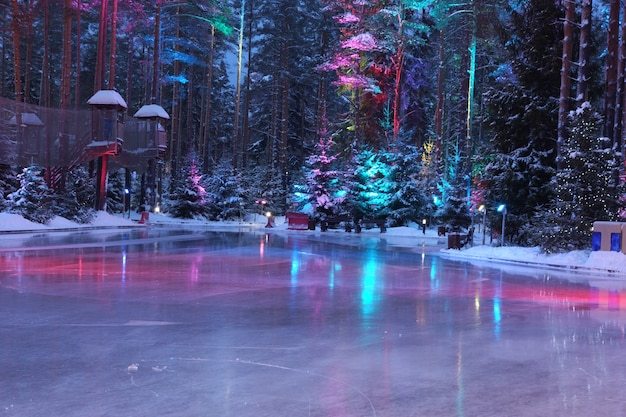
[0,0,624,253]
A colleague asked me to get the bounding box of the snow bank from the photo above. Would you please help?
[4,209,626,276]
[0,211,136,232]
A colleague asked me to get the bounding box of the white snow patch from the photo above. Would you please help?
[87,90,128,109]
[2,210,625,275]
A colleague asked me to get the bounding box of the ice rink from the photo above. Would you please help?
[1,228,626,416]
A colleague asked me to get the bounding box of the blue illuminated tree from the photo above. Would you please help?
[349,147,395,219]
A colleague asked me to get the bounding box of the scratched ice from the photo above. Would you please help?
[1,228,626,417]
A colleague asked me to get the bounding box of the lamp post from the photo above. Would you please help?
[123,188,130,218]
[265,211,273,228]
[479,205,486,245]
[497,204,507,246]
[422,218,427,234]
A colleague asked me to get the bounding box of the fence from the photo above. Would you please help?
[0,96,166,173]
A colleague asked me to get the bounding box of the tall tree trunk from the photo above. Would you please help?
[41,0,51,186]
[241,0,253,169]
[74,0,81,109]
[557,0,574,171]
[465,17,477,178]
[391,3,405,148]
[94,0,107,91]
[233,0,246,170]
[187,69,193,154]
[316,30,328,134]
[40,0,50,108]
[125,13,133,108]
[201,25,215,172]
[152,5,160,103]
[57,0,73,191]
[434,28,444,166]
[280,34,289,190]
[458,25,470,173]
[614,0,625,154]
[604,0,619,141]
[108,0,118,89]
[170,6,180,181]
[576,0,591,106]
[23,4,33,104]
[617,4,626,168]
[268,77,278,166]
[11,0,22,104]
[60,0,72,109]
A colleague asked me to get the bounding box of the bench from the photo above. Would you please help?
[447,227,474,249]
[355,218,387,233]
[460,227,474,247]
[320,215,353,232]
[285,212,310,230]
[437,226,448,236]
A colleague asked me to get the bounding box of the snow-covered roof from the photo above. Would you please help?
[8,113,44,126]
[133,104,170,120]
[87,90,128,109]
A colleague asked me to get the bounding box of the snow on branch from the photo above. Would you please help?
[341,33,378,51]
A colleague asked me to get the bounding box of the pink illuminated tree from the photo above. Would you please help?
[319,0,385,147]
[304,108,345,219]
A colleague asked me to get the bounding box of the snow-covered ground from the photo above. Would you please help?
[1,211,625,275]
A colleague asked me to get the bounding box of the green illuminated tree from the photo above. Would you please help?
[349,146,395,219]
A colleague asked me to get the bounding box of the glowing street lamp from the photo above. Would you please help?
[478,205,486,245]
[422,218,427,235]
[123,188,130,218]
[497,204,507,246]
[265,211,273,228]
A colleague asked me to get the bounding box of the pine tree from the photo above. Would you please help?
[436,142,471,229]
[537,102,622,252]
[0,164,18,212]
[302,120,344,221]
[436,174,471,229]
[106,169,126,214]
[204,162,245,221]
[480,0,563,243]
[165,152,209,219]
[349,146,395,219]
[10,165,54,224]
[387,143,430,226]
[52,166,96,224]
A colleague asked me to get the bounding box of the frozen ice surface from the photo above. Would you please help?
[1,229,626,417]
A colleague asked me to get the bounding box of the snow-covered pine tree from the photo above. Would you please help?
[106,169,126,214]
[165,152,209,219]
[480,0,561,244]
[349,146,395,220]
[52,166,96,224]
[436,143,471,229]
[538,102,621,252]
[10,165,54,224]
[302,121,343,221]
[436,174,471,229]
[204,162,245,221]
[0,163,18,212]
[387,143,430,226]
